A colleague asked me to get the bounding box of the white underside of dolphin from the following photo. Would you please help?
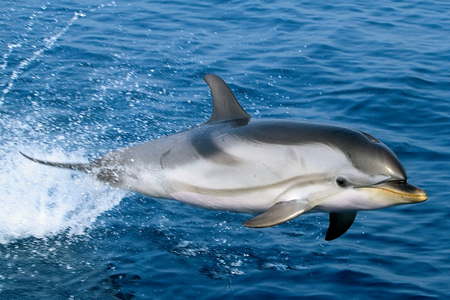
[21,74,427,241]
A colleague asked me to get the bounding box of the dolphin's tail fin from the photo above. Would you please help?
[20,152,93,173]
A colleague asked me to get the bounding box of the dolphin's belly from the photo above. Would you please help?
[167,174,337,212]
[158,138,346,211]
[167,179,309,212]
[169,190,277,212]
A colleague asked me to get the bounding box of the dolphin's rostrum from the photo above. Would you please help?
[21,74,427,240]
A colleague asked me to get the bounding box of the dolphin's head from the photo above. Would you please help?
[318,129,427,211]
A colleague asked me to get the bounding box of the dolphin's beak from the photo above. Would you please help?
[359,180,427,203]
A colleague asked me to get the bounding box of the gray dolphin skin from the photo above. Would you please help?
[21,74,427,241]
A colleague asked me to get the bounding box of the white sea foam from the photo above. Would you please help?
[0,146,126,244]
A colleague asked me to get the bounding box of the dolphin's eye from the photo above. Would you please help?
[336,177,348,188]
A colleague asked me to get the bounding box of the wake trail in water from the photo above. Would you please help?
[0,11,85,105]
[0,1,119,105]
[0,2,51,72]
[0,43,22,71]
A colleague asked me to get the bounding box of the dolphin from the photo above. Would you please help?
[21,74,427,240]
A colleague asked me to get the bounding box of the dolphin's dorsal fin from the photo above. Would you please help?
[204,74,250,123]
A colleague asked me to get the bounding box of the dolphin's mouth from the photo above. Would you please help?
[359,180,427,202]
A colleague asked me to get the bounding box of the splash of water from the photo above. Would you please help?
[0,1,129,244]
[0,146,126,244]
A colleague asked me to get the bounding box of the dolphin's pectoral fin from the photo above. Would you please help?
[325,212,357,241]
[203,74,250,124]
[244,200,312,228]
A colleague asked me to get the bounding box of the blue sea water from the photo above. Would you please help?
[0,0,449,298]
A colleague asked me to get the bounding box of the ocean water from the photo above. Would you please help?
[0,0,449,298]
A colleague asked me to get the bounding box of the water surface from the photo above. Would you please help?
[0,0,449,299]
